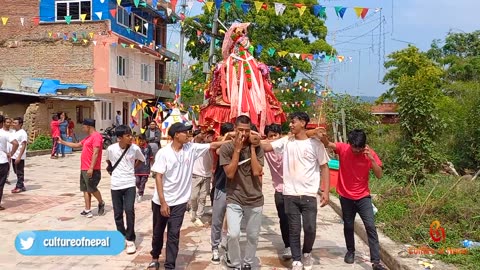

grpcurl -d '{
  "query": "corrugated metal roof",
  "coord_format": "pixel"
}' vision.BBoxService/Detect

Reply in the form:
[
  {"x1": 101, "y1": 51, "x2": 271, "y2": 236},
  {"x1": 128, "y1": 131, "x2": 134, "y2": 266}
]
[{"x1": 0, "y1": 89, "x2": 104, "y2": 101}]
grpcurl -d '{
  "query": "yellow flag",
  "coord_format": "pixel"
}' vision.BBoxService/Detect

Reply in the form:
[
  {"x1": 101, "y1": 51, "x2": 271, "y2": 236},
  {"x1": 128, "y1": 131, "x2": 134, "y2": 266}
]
[
  {"x1": 132, "y1": 109, "x2": 138, "y2": 117},
  {"x1": 83, "y1": 39, "x2": 88, "y2": 44},
  {"x1": 353, "y1": 7, "x2": 363, "y2": 18},
  {"x1": 48, "y1": 32, "x2": 52, "y2": 38},
  {"x1": 205, "y1": 1, "x2": 214, "y2": 12},
  {"x1": 1, "y1": 17, "x2": 8, "y2": 26},
  {"x1": 89, "y1": 32, "x2": 94, "y2": 38},
  {"x1": 141, "y1": 102, "x2": 147, "y2": 109},
  {"x1": 278, "y1": 51, "x2": 288, "y2": 57},
  {"x1": 298, "y1": 6, "x2": 307, "y2": 16},
  {"x1": 117, "y1": 0, "x2": 121, "y2": 5},
  {"x1": 140, "y1": 128, "x2": 146, "y2": 134},
  {"x1": 254, "y1": 1, "x2": 263, "y2": 13},
  {"x1": 80, "y1": 14, "x2": 87, "y2": 22},
  {"x1": 130, "y1": 44, "x2": 134, "y2": 49},
  {"x1": 135, "y1": 25, "x2": 139, "y2": 32}
]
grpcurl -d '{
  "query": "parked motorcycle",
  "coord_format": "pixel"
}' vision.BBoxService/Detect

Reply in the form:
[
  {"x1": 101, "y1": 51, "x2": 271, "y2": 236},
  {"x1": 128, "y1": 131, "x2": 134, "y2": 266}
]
[{"x1": 101, "y1": 125, "x2": 116, "y2": 149}]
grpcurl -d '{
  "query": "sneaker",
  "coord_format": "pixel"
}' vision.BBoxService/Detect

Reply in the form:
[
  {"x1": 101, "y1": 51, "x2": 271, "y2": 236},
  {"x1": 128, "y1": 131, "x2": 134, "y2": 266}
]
[
  {"x1": 372, "y1": 263, "x2": 387, "y2": 270},
  {"x1": 302, "y1": 253, "x2": 313, "y2": 270},
  {"x1": 86, "y1": 211, "x2": 93, "y2": 218},
  {"x1": 282, "y1": 247, "x2": 292, "y2": 260},
  {"x1": 211, "y1": 249, "x2": 220, "y2": 264},
  {"x1": 126, "y1": 240, "x2": 136, "y2": 254},
  {"x1": 344, "y1": 251, "x2": 355, "y2": 264},
  {"x1": 193, "y1": 218, "x2": 204, "y2": 227},
  {"x1": 146, "y1": 261, "x2": 160, "y2": 270},
  {"x1": 136, "y1": 194, "x2": 142, "y2": 203},
  {"x1": 11, "y1": 187, "x2": 25, "y2": 193},
  {"x1": 221, "y1": 233, "x2": 228, "y2": 251},
  {"x1": 291, "y1": 261, "x2": 303, "y2": 270},
  {"x1": 242, "y1": 264, "x2": 252, "y2": 269},
  {"x1": 98, "y1": 201, "x2": 105, "y2": 216},
  {"x1": 80, "y1": 210, "x2": 91, "y2": 216}
]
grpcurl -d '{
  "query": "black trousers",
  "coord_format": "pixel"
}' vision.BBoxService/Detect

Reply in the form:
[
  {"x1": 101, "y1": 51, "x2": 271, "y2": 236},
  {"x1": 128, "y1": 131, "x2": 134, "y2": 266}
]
[
  {"x1": 111, "y1": 187, "x2": 136, "y2": 241},
  {"x1": 0, "y1": 163, "x2": 9, "y2": 204},
  {"x1": 284, "y1": 195, "x2": 317, "y2": 261},
  {"x1": 274, "y1": 191, "x2": 290, "y2": 248},
  {"x1": 12, "y1": 159, "x2": 25, "y2": 189},
  {"x1": 151, "y1": 201, "x2": 187, "y2": 269},
  {"x1": 340, "y1": 195, "x2": 381, "y2": 263}
]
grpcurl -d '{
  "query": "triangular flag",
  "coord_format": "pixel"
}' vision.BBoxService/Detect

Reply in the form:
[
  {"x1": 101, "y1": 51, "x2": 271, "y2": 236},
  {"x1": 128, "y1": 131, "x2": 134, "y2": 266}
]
[
  {"x1": 80, "y1": 14, "x2": 87, "y2": 22},
  {"x1": 294, "y1": 53, "x2": 300, "y2": 59},
  {"x1": 144, "y1": 22, "x2": 148, "y2": 30},
  {"x1": 254, "y1": 1, "x2": 263, "y2": 13},
  {"x1": 186, "y1": 0, "x2": 194, "y2": 10},
  {"x1": 48, "y1": 32, "x2": 52, "y2": 38},
  {"x1": 110, "y1": 9, "x2": 117, "y2": 18},
  {"x1": 360, "y1": 8, "x2": 369, "y2": 19},
  {"x1": 140, "y1": 2, "x2": 147, "y2": 7},
  {"x1": 83, "y1": 39, "x2": 88, "y2": 44},
  {"x1": 93, "y1": 40, "x2": 97, "y2": 46},
  {"x1": 121, "y1": 43, "x2": 127, "y2": 48},
  {"x1": 95, "y1": 11, "x2": 102, "y2": 20},
  {"x1": 205, "y1": 2, "x2": 214, "y2": 12},
  {"x1": 89, "y1": 32, "x2": 94, "y2": 38},
  {"x1": 313, "y1": 5, "x2": 326, "y2": 18},
  {"x1": 125, "y1": 6, "x2": 132, "y2": 14},
  {"x1": 171, "y1": 0, "x2": 178, "y2": 12},
  {"x1": 116, "y1": 0, "x2": 121, "y2": 5},
  {"x1": 1, "y1": 17, "x2": 8, "y2": 26},
  {"x1": 32, "y1": 17, "x2": 40, "y2": 26},
  {"x1": 64, "y1": 16, "x2": 72, "y2": 24},
  {"x1": 152, "y1": 0, "x2": 159, "y2": 9},
  {"x1": 278, "y1": 51, "x2": 288, "y2": 57},
  {"x1": 225, "y1": 2, "x2": 231, "y2": 14},
  {"x1": 298, "y1": 6, "x2": 307, "y2": 16},
  {"x1": 337, "y1": 55, "x2": 345, "y2": 62},
  {"x1": 274, "y1": 3, "x2": 286, "y2": 16},
  {"x1": 167, "y1": 8, "x2": 172, "y2": 16},
  {"x1": 126, "y1": 27, "x2": 131, "y2": 33},
  {"x1": 235, "y1": 0, "x2": 243, "y2": 8},
  {"x1": 72, "y1": 37, "x2": 78, "y2": 42},
  {"x1": 20, "y1": 17, "x2": 25, "y2": 26},
  {"x1": 134, "y1": 0, "x2": 140, "y2": 8},
  {"x1": 130, "y1": 44, "x2": 134, "y2": 48},
  {"x1": 135, "y1": 25, "x2": 139, "y2": 31},
  {"x1": 334, "y1": 6, "x2": 347, "y2": 19},
  {"x1": 241, "y1": 3, "x2": 250, "y2": 14},
  {"x1": 215, "y1": 0, "x2": 222, "y2": 9},
  {"x1": 353, "y1": 7, "x2": 363, "y2": 18},
  {"x1": 139, "y1": 44, "x2": 143, "y2": 48},
  {"x1": 267, "y1": 48, "x2": 276, "y2": 57},
  {"x1": 256, "y1": 44, "x2": 263, "y2": 55},
  {"x1": 100, "y1": 0, "x2": 105, "y2": 3}
]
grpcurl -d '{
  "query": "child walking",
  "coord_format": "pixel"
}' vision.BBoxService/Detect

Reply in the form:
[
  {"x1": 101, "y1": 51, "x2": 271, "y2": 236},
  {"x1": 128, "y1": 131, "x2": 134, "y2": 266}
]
[
  {"x1": 135, "y1": 134, "x2": 153, "y2": 203},
  {"x1": 106, "y1": 125, "x2": 146, "y2": 254}
]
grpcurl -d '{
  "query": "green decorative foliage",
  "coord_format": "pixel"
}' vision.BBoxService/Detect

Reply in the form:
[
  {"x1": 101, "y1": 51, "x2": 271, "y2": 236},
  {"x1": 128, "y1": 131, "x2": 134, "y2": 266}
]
[{"x1": 28, "y1": 135, "x2": 52, "y2": 151}]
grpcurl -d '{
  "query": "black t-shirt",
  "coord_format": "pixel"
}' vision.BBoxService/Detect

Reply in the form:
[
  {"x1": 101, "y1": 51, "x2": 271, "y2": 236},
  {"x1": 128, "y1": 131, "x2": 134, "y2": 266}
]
[{"x1": 214, "y1": 158, "x2": 227, "y2": 192}]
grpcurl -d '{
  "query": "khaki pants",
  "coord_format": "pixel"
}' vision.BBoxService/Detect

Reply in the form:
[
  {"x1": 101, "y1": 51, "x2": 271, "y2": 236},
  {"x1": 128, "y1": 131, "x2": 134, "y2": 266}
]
[{"x1": 190, "y1": 174, "x2": 211, "y2": 219}]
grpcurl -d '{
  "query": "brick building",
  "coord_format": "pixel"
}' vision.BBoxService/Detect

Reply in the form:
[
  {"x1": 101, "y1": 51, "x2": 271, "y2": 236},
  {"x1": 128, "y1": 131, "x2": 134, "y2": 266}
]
[
  {"x1": 371, "y1": 102, "x2": 399, "y2": 124},
  {"x1": 0, "y1": 0, "x2": 177, "y2": 139}
]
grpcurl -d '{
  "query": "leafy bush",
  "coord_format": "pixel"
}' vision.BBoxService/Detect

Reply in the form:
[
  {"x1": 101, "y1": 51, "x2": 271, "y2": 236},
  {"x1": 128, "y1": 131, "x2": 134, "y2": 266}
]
[{"x1": 28, "y1": 135, "x2": 52, "y2": 151}]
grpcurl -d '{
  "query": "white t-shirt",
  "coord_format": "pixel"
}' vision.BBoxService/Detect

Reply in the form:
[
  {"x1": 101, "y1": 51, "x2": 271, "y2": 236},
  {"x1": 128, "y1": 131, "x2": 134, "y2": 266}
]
[
  {"x1": 271, "y1": 137, "x2": 330, "y2": 197},
  {"x1": 4, "y1": 129, "x2": 14, "y2": 152},
  {"x1": 151, "y1": 142, "x2": 211, "y2": 206},
  {"x1": 107, "y1": 143, "x2": 146, "y2": 190},
  {"x1": 192, "y1": 149, "x2": 213, "y2": 177},
  {"x1": 0, "y1": 129, "x2": 9, "y2": 164},
  {"x1": 10, "y1": 129, "x2": 28, "y2": 160}
]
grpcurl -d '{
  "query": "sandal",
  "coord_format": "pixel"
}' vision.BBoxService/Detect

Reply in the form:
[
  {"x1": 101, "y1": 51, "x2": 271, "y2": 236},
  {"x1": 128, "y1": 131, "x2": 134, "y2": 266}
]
[{"x1": 146, "y1": 261, "x2": 160, "y2": 270}]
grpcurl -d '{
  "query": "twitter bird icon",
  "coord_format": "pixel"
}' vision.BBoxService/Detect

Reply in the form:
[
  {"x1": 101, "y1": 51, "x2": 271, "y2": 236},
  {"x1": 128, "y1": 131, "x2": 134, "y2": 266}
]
[{"x1": 16, "y1": 231, "x2": 36, "y2": 254}]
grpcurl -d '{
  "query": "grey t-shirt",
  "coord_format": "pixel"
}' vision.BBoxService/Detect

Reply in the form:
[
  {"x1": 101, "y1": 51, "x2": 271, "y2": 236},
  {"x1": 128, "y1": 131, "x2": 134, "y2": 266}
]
[{"x1": 219, "y1": 141, "x2": 265, "y2": 207}]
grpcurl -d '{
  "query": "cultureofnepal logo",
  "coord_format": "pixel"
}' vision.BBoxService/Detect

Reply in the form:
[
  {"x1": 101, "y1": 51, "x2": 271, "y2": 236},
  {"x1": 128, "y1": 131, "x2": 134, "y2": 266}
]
[
  {"x1": 15, "y1": 230, "x2": 125, "y2": 256},
  {"x1": 407, "y1": 220, "x2": 468, "y2": 255},
  {"x1": 429, "y1": 220, "x2": 446, "y2": 242}
]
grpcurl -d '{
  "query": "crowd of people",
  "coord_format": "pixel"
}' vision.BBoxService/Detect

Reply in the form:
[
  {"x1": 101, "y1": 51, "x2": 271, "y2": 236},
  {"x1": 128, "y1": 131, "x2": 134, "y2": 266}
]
[{"x1": 0, "y1": 111, "x2": 388, "y2": 270}]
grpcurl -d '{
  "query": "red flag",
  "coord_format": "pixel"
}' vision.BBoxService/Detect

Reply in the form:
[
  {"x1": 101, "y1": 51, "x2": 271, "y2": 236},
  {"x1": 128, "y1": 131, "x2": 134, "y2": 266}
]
[
  {"x1": 109, "y1": 9, "x2": 117, "y2": 18},
  {"x1": 32, "y1": 17, "x2": 40, "y2": 26},
  {"x1": 171, "y1": 0, "x2": 178, "y2": 12}
]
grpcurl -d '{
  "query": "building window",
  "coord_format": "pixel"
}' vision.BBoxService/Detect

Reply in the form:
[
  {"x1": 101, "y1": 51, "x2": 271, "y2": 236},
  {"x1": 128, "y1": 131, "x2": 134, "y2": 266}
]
[
  {"x1": 108, "y1": 102, "x2": 112, "y2": 120},
  {"x1": 56, "y1": 1, "x2": 91, "y2": 22},
  {"x1": 117, "y1": 56, "x2": 127, "y2": 76},
  {"x1": 156, "y1": 61, "x2": 166, "y2": 84},
  {"x1": 116, "y1": 5, "x2": 131, "y2": 28},
  {"x1": 134, "y1": 15, "x2": 148, "y2": 37},
  {"x1": 101, "y1": 102, "x2": 107, "y2": 120},
  {"x1": 141, "y1": 64, "x2": 153, "y2": 82}
]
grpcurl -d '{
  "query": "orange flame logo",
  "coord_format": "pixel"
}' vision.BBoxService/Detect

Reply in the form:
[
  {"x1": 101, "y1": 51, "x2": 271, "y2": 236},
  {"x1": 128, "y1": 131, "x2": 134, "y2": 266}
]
[{"x1": 429, "y1": 220, "x2": 446, "y2": 242}]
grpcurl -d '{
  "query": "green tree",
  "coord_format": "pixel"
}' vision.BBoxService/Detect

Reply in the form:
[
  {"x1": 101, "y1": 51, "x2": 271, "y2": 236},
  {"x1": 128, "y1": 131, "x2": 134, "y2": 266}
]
[{"x1": 383, "y1": 46, "x2": 445, "y2": 181}]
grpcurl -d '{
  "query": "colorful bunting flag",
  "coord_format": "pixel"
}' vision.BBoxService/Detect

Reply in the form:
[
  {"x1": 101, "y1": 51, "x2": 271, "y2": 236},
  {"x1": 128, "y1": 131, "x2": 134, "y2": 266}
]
[
  {"x1": 313, "y1": 5, "x2": 326, "y2": 18},
  {"x1": 110, "y1": 9, "x2": 117, "y2": 18},
  {"x1": 125, "y1": 6, "x2": 132, "y2": 15},
  {"x1": 130, "y1": 44, "x2": 134, "y2": 49},
  {"x1": 116, "y1": 0, "x2": 121, "y2": 5},
  {"x1": 135, "y1": 25, "x2": 139, "y2": 31},
  {"x1": 241, "y1": 3, "x2": 250, "y2": 13},
  {"x1": 274, "y1": 2, "x2": 286, "y2": 16},
  {"x1": 353, "y1": 7, "x2": 369, "y2": 19},
  {"x1": 93, "y1": 40, "x2": 97, "y2": 46},
  {"x1": 215, "y1": 0, "x2": 222, "y2": 9},
  {"x1": 1, "y1": 17, "x2": 8, "y2": 26},
  {"x1": 80, "y1": 14, "x2": 87, "y2": 22},
  {"x1": 298, "y1": 6, "x2": 307, "y2": 16},
  {"x1": 224, "y1": 2, "x2": 231, "y2": 13},
  {"x1": 235, "y1": 0, "x2": 243, "y2": 8},
  {"x1": 121, "y1": 43, "x2": 127, "y2": 48},
  {"x1": 267, "y1": 48, "x2": 276, "y2": 57},
  {"x1": 89, "y1": 32, "x2": 94, "y2": 38},
  {"x1": 134, "y1": 0, "x2": 140, "y2": 8},
  {"x1": 171, "y1": 0, "x2": 178, "y2": 12},
  {"x1": 20, "y1": 17, "x2": 25, "y2": 26},
  {"x1": 64, "y1": 15, "x2": 72, "y2": 24},
  {"x1": 334, "y1": 6, "x2": 347, "y2": 18},
  {"x1": 254, "y1": 1, "x2": 263, "y2": 13},
  {"x1": 205, "y1": 1, "x2": 214, "y2": 12},
  {"x1": 95, "y1": 11, "x2": 102, "y2": 20}
]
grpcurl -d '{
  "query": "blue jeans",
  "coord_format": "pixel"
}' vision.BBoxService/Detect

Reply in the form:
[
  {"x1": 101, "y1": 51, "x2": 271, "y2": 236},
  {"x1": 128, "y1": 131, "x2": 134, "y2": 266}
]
[{"x1": 57, "y1": 133, "x2": 67, "y2": 155}]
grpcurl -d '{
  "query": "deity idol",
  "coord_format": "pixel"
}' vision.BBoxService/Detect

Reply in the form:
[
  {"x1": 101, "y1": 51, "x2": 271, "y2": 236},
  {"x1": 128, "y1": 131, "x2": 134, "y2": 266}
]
[{"x1": 200, "y1": 22, "x2": 286, "y2": 134}]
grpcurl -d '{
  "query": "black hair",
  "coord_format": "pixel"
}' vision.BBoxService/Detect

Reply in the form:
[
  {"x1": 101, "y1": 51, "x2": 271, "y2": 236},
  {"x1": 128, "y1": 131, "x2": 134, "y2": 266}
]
[
  {"x1": 115, "y1": 125, "x2": 132, "y2": 137},
  {"x1": 289, "y1": 112, "x2": 310, "y2": 127},
  {"x1": 0, "y1": 115, "x2": 4, "y2": 124},
  {"x1": 138, "y1": 134, "x2": 147, "y2": 141},
  {"x1": 347, "y1": 129, "x2": 367, "y2": 148},
  {"x1": 235, "y1": 115, "x2": 251, "y2": 126},
  {"x1": 206, "y1": 129, "x2": 216, "y2": 135},
  {"x1": 52, "y1": 115, "x2": 59, "y2": 121},
  {"x1": 264, "y1": 124, "x2": 282, "y2": 135},
  {"x1": 193, "y1": 129, "x2": 202, "y2": 137},
  {"x1": 13, "y1": 117, "x2": 23, "y2": 125},
  {"x1": 220, "y1": 123, "x2": 234, "y2": 136},
  {"x1": 250, "y1": 124, "x2": 258, "y2": 132},
  {"x1": 117, "y1": 111, "x2": 121, "y2": 114},
  {"x1": 149, "y1": 121, "x2": 157, "y2": 125}
]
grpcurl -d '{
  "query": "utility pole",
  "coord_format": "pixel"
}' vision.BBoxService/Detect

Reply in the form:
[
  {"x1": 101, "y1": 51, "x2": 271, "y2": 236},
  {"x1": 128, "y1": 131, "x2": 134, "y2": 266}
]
[
  {"x1": 176, "y1": 0, "x2": 187, "y2": 104},
  {"x1": 208, "y1": 8, "x2": 220, "y2": 67}
]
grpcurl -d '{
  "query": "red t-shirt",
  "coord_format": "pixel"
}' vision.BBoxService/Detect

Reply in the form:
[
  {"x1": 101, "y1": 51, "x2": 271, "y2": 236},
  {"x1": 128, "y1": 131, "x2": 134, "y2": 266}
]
[
  {"x1": 50, "y1": 120, "x2": 60, "y2": 138},
  {"x1": 80, "y1": 132, "x2": 103, "y2": 170},
  {"x1": 335, "y1": 142, "x2": 382, "y2": 200}
]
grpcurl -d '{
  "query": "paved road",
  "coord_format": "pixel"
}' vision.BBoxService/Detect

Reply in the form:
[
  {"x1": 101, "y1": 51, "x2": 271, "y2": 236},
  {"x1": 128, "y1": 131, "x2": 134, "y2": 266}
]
[{"x1": 0, "y1": 152, "x2": 377, "y2": 270}]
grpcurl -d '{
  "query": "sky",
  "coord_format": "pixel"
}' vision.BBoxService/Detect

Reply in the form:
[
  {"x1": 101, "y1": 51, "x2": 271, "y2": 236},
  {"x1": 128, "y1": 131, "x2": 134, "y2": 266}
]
[{"x1": 167, "y1": 0, "x2": 480, "y2": 97}]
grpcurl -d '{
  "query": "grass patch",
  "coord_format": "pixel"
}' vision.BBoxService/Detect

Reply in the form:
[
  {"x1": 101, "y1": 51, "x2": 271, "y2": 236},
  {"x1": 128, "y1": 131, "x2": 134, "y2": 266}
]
[{"x1": 370, "y1": 174, "x2": 480, "y2": 269}]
